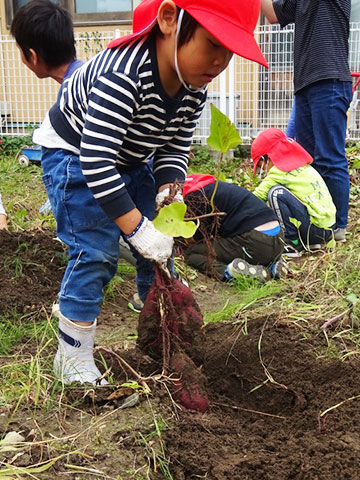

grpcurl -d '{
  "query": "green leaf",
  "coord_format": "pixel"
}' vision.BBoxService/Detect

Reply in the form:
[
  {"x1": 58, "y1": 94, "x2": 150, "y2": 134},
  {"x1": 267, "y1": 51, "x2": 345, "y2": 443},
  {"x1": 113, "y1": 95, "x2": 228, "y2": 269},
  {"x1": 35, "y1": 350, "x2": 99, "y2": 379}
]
[
  {"x1": 153, "y1": 203, "x2": 197, "y2": 238},
  {"x1": 346, "y1": 293, "x2": 359, "y2": 304},
  {"x1": 352, "y1": 157, "x2": 360, "y2": 169},
  {"x1": 289, "y1": 217, "x2": 302, "y2": 229},
  {"x1": 206, "y1": 104, "x2": 242, "y2": 154},
  {"x1": 326, "y1": 238, "x2": 336, "y2": 249},
  {"x1": 0, "y1": 457, "x2": 58, "y2": 476},
  {"x1": 120, "y1": 381, "x2": 143, "y2": 390}
]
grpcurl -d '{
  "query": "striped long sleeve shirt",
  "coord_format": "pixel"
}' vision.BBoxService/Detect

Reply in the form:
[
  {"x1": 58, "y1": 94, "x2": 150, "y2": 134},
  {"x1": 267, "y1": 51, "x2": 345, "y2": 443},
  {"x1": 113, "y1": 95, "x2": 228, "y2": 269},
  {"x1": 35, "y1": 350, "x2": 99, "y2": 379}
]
[
  {"x1": 273, "y1": 0, "x2": 351, "y2": 93},
  {"x1": 45, "y1": 34, "x2": 207, "y2": 219}
]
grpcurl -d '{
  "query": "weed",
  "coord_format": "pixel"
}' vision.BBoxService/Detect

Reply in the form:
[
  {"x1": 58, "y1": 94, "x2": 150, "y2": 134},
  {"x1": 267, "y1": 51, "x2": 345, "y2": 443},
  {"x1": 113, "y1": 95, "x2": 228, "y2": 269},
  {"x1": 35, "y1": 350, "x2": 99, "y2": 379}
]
[
  {"x1": 0, "y1": 311, "x2": 59, "y2": 411},
  {"x1": 0, "y1": 312, "x2": 28, "y2": 354},
  {"x1": 138, "y1": 405, "x2": 174, "y2": 480},
  {"x1": 103, "y1": 262, "x2": 137, "y2": 302},
  {"x1": 189, "y1": 144, "x2": 246, "y2": 179},
  {"x1": 103, "y1": 273, "x2": 126, "y2": 302},
  {"x1": 3, "y1": 256, "x2": 23, "y2": 278},
  {"x1": 0, "y1": 154, "x2": 50, "y2": 231},
  {"x1": 204, "y1": 282, "x2": 284, "y2": 324}
]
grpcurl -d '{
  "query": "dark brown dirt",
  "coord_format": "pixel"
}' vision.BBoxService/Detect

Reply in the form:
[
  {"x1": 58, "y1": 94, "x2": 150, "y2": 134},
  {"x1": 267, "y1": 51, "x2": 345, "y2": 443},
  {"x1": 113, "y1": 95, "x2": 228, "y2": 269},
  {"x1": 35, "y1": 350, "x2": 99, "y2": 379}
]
[
  {"x1": 1, "y1": 229, "x2": 360, "y2": 480},
  {"x1": 166, "y1": 320, "x2": 360, "y2": 480},
  {"x1": 0, "y1": 229, "x2": 66, "y2": 315}
]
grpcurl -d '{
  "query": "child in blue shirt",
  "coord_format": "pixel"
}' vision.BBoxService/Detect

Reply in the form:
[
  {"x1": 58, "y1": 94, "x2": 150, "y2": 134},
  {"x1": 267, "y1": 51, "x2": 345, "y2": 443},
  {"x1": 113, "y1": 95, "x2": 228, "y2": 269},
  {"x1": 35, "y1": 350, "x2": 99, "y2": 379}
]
[{"x1": 11, "y1": 0, "x2": 84, "y2": 216}]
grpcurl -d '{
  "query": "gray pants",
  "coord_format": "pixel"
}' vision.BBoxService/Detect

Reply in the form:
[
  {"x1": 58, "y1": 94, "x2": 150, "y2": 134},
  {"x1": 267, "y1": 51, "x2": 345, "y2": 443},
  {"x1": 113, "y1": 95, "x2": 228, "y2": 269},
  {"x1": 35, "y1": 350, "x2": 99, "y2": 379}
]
[{"x1": 184, "y1": 229, "x2": 284, "y2": 279}]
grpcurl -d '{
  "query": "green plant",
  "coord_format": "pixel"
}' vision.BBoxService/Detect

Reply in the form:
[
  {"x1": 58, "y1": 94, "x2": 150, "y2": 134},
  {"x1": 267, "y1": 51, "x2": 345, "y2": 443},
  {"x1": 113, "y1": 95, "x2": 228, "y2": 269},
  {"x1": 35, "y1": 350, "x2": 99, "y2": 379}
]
[
  {"x1": 153, "y1": 202, "x2": 197, "y2": 238},
  {"x1": 204, "y1": 282, "x2": 283, "y2": 324},
  {"x1": 0, "y1": 130, "x2": 35, "y2": 157},
  {"x1": 0, "y1": 152, "x2": 51, "y2": 231},
  {"x1": 138, "y1": 407, "x2": 174, "y2": 480},
  {"x1": 154, "y1": 105, "x2": 242, "y2": 238},
  {"x1": 206, "y1": 104, "x2": 242, "y2": 210},
  {"x1": 0, "y1": 313, "x2": 60, "y2": 411}
]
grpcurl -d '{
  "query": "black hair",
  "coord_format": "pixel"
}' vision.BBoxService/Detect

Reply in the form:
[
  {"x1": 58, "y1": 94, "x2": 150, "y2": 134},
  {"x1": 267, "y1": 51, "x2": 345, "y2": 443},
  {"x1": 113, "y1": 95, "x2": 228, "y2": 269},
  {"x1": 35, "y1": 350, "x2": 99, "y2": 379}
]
[
  {"x1": 10, "y1": 0, "x2": 76, "y2": 68},
  {"x1": 152, "y1": 7, "x2": 199, "y2": 47},
  {"x1": 176, "y1": 7, "x2": 200, "y2": 47}
]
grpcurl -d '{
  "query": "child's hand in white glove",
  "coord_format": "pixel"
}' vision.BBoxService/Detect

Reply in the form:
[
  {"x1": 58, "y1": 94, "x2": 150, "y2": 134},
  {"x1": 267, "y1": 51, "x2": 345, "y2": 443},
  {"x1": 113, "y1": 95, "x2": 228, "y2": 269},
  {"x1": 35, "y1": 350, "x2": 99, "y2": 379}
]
[
  {"x1": 155, "y1": 187, "x2": 184, "y2": 210},
  {"x1": 125, "y1": 216, "x2": 173, "y2": 267}
]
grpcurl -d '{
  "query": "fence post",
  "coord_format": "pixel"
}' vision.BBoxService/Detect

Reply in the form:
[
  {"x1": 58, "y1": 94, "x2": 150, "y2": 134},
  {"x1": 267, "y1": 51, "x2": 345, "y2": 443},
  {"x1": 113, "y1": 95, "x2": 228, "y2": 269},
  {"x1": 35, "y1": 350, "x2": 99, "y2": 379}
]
[
  {"x1": 219, "y1": 69, "x2": 227, "y2": 116},
  {"x1": 228, "y1": 57, "x2": 235, "y2": 125}
]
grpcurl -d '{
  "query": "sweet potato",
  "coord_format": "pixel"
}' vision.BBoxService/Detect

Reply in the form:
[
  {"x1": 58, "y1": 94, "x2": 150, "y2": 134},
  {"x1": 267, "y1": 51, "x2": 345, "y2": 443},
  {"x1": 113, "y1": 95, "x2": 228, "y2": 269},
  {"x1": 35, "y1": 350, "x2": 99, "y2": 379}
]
[{"x1": 170, "y1": 351, "x2": 209, "y2": 413}]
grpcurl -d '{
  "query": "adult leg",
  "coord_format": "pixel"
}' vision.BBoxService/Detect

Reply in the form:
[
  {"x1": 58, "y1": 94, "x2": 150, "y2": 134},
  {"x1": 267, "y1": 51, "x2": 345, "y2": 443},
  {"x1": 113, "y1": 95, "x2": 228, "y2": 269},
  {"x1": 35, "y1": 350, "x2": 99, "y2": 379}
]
[
  {"x1": 286, "y1": 97, "x2": 296, "y2": 139},
  {"x1": 297, "y1": 80, "x2": 352, "y2": 229},
  {"x1": 294, "y1": 89, "x2": 315, "y2": 158}
]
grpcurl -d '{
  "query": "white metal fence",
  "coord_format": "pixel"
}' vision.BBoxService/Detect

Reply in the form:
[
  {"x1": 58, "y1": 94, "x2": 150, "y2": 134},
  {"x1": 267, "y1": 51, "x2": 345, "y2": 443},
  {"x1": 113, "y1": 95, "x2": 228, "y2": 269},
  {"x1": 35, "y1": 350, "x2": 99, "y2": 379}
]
[{"x1": 0, "y1": 24, "x2": 359, "y2": 144}]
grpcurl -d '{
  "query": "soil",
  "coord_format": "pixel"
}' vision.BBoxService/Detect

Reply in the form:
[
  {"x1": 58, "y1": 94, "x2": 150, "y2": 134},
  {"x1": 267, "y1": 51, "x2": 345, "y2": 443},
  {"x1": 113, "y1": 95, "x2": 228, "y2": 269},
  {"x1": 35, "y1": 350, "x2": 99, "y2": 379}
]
[{"x1": 1, "y1": 228, "x2": 360, "y2": 479}]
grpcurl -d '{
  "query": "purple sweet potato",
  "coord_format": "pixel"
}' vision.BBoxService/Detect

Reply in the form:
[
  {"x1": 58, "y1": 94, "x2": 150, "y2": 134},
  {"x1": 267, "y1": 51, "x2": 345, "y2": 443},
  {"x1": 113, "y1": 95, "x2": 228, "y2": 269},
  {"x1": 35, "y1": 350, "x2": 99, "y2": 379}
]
[
  {"x1": 137, "y1": 268, "x2": 209, "y2": 411},
  {"x1": 169, "y1": 351, "x2": 209, "y2": 413},
  {"x1": 137, "y1": 275, "x2": 205, "y2": 364}
]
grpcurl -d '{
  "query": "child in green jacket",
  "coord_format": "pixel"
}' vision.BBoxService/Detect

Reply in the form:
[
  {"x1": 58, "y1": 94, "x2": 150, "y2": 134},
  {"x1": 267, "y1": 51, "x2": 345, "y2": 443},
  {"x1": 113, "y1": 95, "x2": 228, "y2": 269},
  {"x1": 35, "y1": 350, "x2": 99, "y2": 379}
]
[{"x1": 251, "y1": 128, "x2": 336, "y2": 256}]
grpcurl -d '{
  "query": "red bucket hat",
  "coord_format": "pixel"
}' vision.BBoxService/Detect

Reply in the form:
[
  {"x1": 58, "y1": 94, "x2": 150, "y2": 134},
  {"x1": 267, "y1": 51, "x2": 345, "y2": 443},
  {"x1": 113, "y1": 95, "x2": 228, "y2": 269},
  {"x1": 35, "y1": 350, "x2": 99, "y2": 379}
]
[
  {"x1": 183, "y1": 174, "x2": 215, "y2": 195},
  {"x1": 251, "y1": 128, "x2": 313, "y2": 175},
  {"x1": 107, "y1": 0, "x2": 268, "y2": 67}
]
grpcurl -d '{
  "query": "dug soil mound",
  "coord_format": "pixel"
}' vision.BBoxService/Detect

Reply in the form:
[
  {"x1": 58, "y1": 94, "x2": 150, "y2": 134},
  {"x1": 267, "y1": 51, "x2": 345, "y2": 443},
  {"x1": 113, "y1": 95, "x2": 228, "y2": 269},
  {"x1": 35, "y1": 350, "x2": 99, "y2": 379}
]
[{"x1": 166, "y1": 320, "x2": 360, "y2": 480}]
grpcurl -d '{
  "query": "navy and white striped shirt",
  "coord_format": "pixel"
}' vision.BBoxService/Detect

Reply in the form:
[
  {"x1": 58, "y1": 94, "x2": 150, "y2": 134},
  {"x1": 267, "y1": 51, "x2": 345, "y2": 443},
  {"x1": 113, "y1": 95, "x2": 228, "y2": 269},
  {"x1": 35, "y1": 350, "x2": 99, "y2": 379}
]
[
  {"x1": 273, "y1": 0, "x2": 351, "y2": 93},
  {"x1": 48, "y1": 34, "x2": 207, "y2": 219}
]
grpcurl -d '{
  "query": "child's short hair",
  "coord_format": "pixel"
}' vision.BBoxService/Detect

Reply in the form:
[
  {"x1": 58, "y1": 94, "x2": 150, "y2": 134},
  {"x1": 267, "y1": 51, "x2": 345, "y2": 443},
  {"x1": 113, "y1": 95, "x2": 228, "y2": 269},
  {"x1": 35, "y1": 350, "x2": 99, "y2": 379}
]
[
  {"x1": 152, "y1": 7, "x2": 199, "y2": 47},
  {"x1": 10, "y1": 0, "x2": 76, "y2": 69}
]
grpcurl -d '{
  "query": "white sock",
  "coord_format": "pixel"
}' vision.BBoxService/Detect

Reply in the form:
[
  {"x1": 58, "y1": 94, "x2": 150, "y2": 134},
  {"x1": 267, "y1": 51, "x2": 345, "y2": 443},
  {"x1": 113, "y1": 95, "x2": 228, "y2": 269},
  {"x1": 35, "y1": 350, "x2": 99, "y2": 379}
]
[{"x1": 53, "y1": 305, "x2": 108, "y2": 385}]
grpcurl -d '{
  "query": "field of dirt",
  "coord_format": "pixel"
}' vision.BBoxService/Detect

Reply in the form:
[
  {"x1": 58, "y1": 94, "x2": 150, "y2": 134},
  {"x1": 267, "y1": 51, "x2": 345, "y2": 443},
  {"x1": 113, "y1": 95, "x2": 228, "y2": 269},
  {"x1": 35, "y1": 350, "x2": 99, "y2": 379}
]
[{"x1": 1, "y1": 228, "x2": 360, "y2": 479}]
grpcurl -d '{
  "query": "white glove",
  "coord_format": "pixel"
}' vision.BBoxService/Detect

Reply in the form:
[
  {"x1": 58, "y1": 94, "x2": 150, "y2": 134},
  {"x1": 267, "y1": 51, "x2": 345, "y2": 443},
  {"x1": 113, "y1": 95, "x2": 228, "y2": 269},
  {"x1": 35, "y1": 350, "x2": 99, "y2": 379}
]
[
  {"x1": 125, "y1": 216, "x2": 174, "y2": 267},
  {"x1": 155, "y1": 187, "x2": 184, "y2": 209}
]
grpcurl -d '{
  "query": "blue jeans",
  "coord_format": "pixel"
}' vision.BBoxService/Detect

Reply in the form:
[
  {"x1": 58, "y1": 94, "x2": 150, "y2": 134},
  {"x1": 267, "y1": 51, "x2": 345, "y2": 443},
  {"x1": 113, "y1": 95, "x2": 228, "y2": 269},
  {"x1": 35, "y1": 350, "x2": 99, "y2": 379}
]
[
  {"x1": 295, "y1": 79, "x2": 352, "y2": 229},
  {"x1": 268, "y1": 186, "x2": 333, "y2": 246},
  {"x1": 286, "y1": 97, "x2": 296, "y2": 139},
  {"x1": 41, "y1": 148, "x2": 155, "y2": 322}
]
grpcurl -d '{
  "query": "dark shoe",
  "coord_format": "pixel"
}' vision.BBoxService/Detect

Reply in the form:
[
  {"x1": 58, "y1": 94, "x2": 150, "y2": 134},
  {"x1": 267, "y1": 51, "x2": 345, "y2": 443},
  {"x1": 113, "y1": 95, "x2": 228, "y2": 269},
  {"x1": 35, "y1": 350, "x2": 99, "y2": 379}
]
[
  {"x1": 128, "y1": 293, "x2": 143, "y2": 313},
  {"x1": 225, "y1": 258, "x2": 271, "y2": 281},
  {"x1": 269, "y1": 257, "x2": 288, "y2": 279}
]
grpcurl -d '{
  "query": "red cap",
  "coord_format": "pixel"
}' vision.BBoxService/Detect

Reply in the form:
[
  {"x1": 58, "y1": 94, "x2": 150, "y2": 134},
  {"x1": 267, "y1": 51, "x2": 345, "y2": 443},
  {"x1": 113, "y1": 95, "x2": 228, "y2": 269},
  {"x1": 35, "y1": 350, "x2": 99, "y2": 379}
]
[
  {"x1": 183, "y1": 174, "x2": 215, "y2": 195},
  {"x1": 107, "y1": 0, "x2": 268, "y2": 67},
  {"x1": 251, "y1": 128, "x2": 313, "y2": 175}
]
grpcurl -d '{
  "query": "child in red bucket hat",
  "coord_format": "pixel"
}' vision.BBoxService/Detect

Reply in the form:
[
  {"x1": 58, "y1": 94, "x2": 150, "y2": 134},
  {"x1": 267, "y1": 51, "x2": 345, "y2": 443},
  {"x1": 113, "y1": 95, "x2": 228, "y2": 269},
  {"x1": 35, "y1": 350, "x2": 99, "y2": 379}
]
[
  {"x1": 182, "y1": 174, "x2": 286, "y2": 281},
  {"x1": 251, "y1": 129, "x2": 336, "y2": 256},
  {"x1": 33, "y1": 0, "x2": 267, "y2": 387}
]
